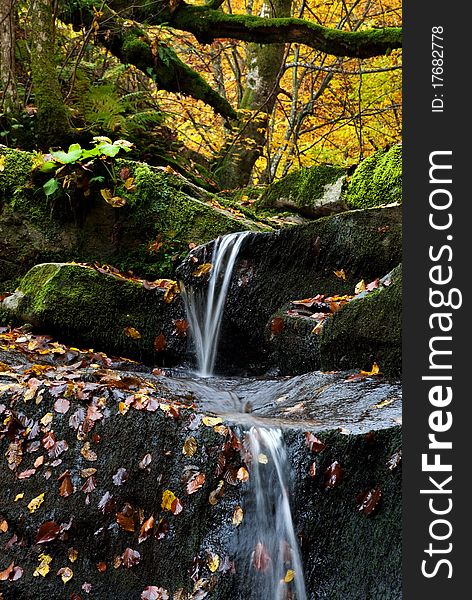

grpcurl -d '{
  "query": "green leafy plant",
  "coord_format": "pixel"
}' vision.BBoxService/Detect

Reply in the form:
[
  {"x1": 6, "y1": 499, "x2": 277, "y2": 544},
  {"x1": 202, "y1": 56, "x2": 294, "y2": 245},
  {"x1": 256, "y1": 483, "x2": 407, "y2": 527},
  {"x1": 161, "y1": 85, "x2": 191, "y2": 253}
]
[{"x1": 36, "y1": 138, "x2": 133, "y2": 204}]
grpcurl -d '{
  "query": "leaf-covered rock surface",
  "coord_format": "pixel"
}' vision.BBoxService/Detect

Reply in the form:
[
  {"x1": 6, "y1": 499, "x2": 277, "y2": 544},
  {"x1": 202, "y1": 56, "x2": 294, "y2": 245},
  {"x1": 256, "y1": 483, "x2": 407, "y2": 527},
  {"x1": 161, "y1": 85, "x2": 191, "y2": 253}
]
[{"x1": 0, "y1": 329, "x2": 401, "y2": 599}]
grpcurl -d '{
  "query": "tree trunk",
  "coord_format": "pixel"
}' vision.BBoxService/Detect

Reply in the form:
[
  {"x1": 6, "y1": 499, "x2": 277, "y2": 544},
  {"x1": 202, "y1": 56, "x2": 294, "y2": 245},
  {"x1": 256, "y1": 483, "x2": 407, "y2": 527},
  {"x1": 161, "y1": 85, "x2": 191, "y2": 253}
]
[
  {"x1": 213, "y1": 0, "x2": 292, "y2": 189},
  {"x1": 0, "y1": 0, "x2": 19, "y2": 114},
  {"x1": 29, "y1": 0, "x2": 70, "y2": 147}
]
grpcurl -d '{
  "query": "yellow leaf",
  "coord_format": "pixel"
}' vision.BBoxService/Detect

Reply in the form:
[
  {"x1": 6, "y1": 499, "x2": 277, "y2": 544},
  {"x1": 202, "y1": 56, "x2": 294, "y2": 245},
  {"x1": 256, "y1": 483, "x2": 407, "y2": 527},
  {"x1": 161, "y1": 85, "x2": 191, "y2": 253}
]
[
  {"x1": 192, "y1": 263, "x2": 213, "y2": 277},
  {"x1": 58, "y1": 566, "x2": 73, "y2": 583},
  {"x1": 14, "y1": 493, "x2": 24, "y2": 501},
  {"x1": 333, "y1": 269, "x2": 346, "y2": 280},
  {"x1": 124, "y1": 326, "x2": 141, "y2": 339},
  {"x1": 161, "y1": 489, "x2": 177, "y2": 511},
  {"x1": 40, "y1": 412, "x2": 53, "y2": 426},
  {"x1": 207, "y1": 552, "x2": 220, "y2": 573},
  {"x1": 237, "y1": 467, "x2": 249, "y2": 482},
  {"x1": 374, "y1": 398, "x2": 394, "y2": 409},
  {"x1": 360, "y1": 362, "x2": 380, "y2": 376},
  {"x1": 355, "y1": 280, "x2": 366, "y2": 294},
  {"x1": 232, "y1": 505, "x2": 243, "y2": 526},
  {"x1": 0, "y1": 155, "x2": 6, "y2": 171},
  {"x1": 284, "y1": 569, "x2": 295, "y2": 583},
  {"x1": 33, "y1": 553, "x2": 52, "y2": 577},
  {"x1": 202, "y1": 416, "x2": 222, "y2": 427},
  {"x1": 164, "y1": 281, "x2": 180, "y2": 304},
  {"x1": 183, "y1": 436, "x2": 197, "y2": 457},
  {"x1": 28, "y1": 493, "x2": 45, "y2": 513},
  {"x1": 68, "y1": 548, "x2": 78, "y2": 563},
  {"x1": 258, "y1": 454, "x2": 268, "y2": 464}
]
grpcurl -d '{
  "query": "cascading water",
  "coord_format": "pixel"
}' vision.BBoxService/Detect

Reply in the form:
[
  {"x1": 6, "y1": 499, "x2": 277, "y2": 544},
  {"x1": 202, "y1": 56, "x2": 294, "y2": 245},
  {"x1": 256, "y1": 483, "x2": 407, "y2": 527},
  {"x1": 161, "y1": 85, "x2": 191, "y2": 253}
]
[
  {"x1": 181, "y1": 232, "x2": 307, "y2": 600},
  {"x1": 182, "y1": 231, "x2": 250, "y2": 377}
]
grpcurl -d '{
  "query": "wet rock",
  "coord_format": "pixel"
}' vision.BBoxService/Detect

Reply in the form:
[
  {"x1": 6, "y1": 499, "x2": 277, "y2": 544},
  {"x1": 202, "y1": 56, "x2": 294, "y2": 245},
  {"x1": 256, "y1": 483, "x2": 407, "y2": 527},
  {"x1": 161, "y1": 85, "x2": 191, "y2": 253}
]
[
  {"x1": 0, "y1": 263, "x2": 187, "y2": 365},
  {"x1": 266, "y1": 265, "x2": 402, "y2": 376},
  {"x1": 0, "y1": 338, "x2": 401, "y2": 599},
  {"x1": 178, "y1": 206, "x2": 402, "y2": 374}
]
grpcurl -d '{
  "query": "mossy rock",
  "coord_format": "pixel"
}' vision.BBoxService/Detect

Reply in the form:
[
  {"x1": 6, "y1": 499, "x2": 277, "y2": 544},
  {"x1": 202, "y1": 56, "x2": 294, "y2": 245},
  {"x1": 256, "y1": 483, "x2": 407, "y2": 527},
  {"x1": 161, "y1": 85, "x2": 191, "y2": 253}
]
[
  {"x1": 256, "y1": 164, "x2": 348, "y2": 218},
  {"x1": 178, "y1": 206, "x2": 402, "y2": 374},
  {"x1": 0, "y1": 147, "x2": 264, "y2": 287},
  {"x1": 4, "y1": 263, "x2": 187, "y2": 364},
  {"x1": 320, "y1": 264, "x2": 402, "y2": 375},
  {"x1": 345, "y1": 145, "x2": 402, "y2": 209}
]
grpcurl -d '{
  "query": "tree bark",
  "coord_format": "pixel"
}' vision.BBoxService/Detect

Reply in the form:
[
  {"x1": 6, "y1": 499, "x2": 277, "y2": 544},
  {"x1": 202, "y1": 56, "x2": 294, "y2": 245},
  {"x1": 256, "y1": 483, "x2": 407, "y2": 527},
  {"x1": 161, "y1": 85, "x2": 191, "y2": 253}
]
[
  {"x1": 212, "y1": 0, "x2": 292, "y2": 188},
  {"x1": 0, "y1": 0, "x2": 19, "y2": 114},
  {"x1": 29, "y1": 0, "x2": 71, "y2": 147}
]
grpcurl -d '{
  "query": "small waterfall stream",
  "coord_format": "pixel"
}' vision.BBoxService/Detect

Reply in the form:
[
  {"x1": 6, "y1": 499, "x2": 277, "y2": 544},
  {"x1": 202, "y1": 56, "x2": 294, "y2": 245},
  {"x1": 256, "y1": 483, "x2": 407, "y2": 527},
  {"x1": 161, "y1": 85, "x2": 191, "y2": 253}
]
[{"x1": 181, "y1": 232, "x2": 307, "y2": 600}]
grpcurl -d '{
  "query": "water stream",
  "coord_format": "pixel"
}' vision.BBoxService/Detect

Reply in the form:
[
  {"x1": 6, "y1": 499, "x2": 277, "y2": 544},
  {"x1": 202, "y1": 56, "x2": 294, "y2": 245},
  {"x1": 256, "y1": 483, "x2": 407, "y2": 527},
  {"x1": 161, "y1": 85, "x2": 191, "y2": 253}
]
[{"x1": 181, "y1": 232, "x2": 307, "y2": 600}]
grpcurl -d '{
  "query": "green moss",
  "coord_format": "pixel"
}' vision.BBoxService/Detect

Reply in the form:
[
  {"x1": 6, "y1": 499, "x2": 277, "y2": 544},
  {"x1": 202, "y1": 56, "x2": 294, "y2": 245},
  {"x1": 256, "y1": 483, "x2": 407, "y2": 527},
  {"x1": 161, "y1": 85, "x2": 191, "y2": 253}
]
[
  {"x1": 320, "y1": 264, "x2": 402, "y2": 375},
  {"x1": 345, "y1": 145, "x2": 402, "y2": 209},
  {"x1": 17, "y1": 263, "x2": 185, "y2": 363},
  {"x1": 257, "y1": 165, "x2": 347, "y2": 214}
]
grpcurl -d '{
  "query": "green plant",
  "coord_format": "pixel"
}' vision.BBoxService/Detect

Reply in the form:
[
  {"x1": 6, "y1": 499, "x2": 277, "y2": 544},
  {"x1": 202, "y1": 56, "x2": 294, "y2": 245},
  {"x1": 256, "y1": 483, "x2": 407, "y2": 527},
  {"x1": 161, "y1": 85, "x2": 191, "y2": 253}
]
[{"x1": 36, "y1": 137, "x2": 134, "y2": 205}]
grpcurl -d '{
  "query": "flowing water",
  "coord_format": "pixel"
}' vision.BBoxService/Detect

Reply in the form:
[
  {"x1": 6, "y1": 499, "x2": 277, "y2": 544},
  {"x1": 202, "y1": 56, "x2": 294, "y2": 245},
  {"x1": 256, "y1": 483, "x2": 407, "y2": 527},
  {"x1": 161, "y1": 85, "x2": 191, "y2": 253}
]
[
  {"x1": 181, "y1": 232, "x2": 307, "y2": 600},
  {"x1": 181, "y1": 231, "x2": 250, "y2": 377}
]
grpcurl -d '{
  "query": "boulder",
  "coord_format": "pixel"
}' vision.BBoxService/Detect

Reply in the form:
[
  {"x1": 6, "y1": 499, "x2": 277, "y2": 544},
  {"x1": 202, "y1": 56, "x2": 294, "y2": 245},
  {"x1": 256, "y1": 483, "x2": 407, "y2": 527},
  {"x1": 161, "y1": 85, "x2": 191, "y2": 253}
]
[
  {"x1": 256, "y1": 164, "x2": 348, "y2": 218},
  {"x1": 0, "y1": 263, "x2": 187, "y2": 366},
  {"x1": 0, "y1": 333, "x2": 401, "y2": 599},
  {"x1": 178, "y1": 206, "x2": 402, "y2": 374},
  {"x1": 0, "y1": 147, "x2": 264, "y2": 289},
  {"x1": 266, "y1": 265, "x2": 402, "y2": 377},
  {"x1": 345, "y1": 144, "x2": 402, "y2": 209}
]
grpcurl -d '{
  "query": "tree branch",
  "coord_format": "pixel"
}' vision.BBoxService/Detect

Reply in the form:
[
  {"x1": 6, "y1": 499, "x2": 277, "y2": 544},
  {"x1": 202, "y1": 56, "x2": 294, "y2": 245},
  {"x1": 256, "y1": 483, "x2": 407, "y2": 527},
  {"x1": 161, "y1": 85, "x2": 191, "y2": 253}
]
[{"x1": 170, "y1": 4, "x2": 402, "y2": 58}]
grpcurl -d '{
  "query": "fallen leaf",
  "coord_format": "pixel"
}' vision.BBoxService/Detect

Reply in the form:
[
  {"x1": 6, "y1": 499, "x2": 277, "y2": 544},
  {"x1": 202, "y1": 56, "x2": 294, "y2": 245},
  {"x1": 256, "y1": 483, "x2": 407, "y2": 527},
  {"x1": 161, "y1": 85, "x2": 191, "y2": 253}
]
[
  {"x1": 355, "y1": 280, "x2": 366, "y2": 294},
  {"x1": 333, "y1": 268, "x2": 346, "y2": 280},
  {"x1": 112, "y1": 467, "x2": 128, "y2": 486},
  {"x1": 202, "y1": 416, "x2": 222, "y2": 427},
  {"x1": 57, "y1": 566, "x2": 73, "y2": 583},
  {"x1": 207, "y1": 551, "x2": 220, "y2": 573},
  {"x1": 208, "y1": 480, "x2": 224, "y2": 506},
  {"x1": 284, "y1": 569, "x2": 295, "y2": 583},
  {"x1": 309, "y1": 462, "x2": 317, "y2": 478},
  {"x1": 154, "y1": 333, "x2": 166, "y2": 352},
  {"x1": 324, "y1": 461, "x2": 343, "y2": 489},
  {"x1": 141, "y1": 586, "x2": 169, "y2": 600},
  {"x1": 236, "y1": 467, "x2": 249, "y2": 482},
  {"x1": 183, "y1": 436, "x2": 197, "y2": 457},
  {"x1": 138, "y1": 516, "x2": 155, "y2": 543},
  {"x1": 357, "y1": 487, "x2": 382, "y2": 515},
  {"x1": 54, "y1": 398, "x2": 70, "y2": 414},
  {"x1": 122, "y1": 548, "x2": 140, "y2": 568},
  {"x1": 124, "y1": 327, "x2": 141, "y2": 340},
  {"x1": 186, "y1": 472, "x2": 205, "y2": 495},
  {"x1": 35, "y1": 521, "x2": 60, "y2": 544},
  {"x1": 270, "y1": 317, "x2": 284, "y2": 334},
  {"x1": 68, "y1": 548, "x2": 78, "y2": 563},
  {"x1": 0, "y1": 519, "x2": 8, "y2": 533},
  {"x1": 252, "y1": 542, "x2": 271, "y2": 571},
  {"x1": 155, "y1": 517, "x2": 170, "y2": 540},
  {"x1": 305, "y1": 433, "x2": 326, "y2": 453},
  {"x1": 33, "y1": 553, "x2": 52, "y2": 577},
  {"x1": 0, "y1": 562, "x2": 14, "y2": 581},
  {"x1": 116, "y1": 511, "x2": 135, "y2": 532},
  {"x1": 59, "y1": 473, "x2": 74, "y2": 497},
  {"x1": 28, "y1": 493, "x2": 45, "y2": 513},
  {"x1": 139, "y1": 453, "x2": 152, "y2": 470},
  {"x1": 80, "y1": 442, "x2": 97, "y2": 461},
  {"x1": 374, "y1": 398, "x2": 394, "y2": 409},
  {"x1": 232, "y1": 505, "x2": 243, "y2": 526},
  {"x1": 360, "y1": 362, "x2": 380, "y2": 376},
  {"x1": 386, "y1": 449, "x2": 402, "y2": 471},
  {"x1": 192, "y1": 263, "x2": 212, "y2": 277}
]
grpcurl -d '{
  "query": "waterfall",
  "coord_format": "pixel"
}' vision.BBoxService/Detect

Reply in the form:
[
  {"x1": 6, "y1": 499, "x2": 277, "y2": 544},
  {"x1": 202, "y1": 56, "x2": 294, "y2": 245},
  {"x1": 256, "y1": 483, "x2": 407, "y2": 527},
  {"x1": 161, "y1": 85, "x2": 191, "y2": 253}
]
[
  {"x1": 181, "y1": 231, "x2": 306, "y2": 600},
  {"x1": 182, "y1": 231, "x2": 250, "y2": 377}
]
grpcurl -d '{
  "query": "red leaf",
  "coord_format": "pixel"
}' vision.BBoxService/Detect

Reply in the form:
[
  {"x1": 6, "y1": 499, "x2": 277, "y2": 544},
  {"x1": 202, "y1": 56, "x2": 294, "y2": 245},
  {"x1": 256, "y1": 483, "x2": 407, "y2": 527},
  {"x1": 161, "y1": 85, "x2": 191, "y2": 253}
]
[
  {"x1": 171, "y1": 497, "x2": 183, "y2": 515},
  {"x1": 155, "y1": 518, "x2": 169, "y2": 540},
  {"x1": 186, "y1": 472, "x2": 205, "y2": 495},
  {"x1": 357, "y1": 487, "x2": 382, "y2": 516},
  {"x1": 324, "y1": 461, "x2": 343, "y2": 489},
  {"x1": 252, "y1": 542, "x2": 271, "y2": 572},
  {"x1": 138, "y1": 516, "x2": 155, "y2": 543},
  {"x1": 122, "y1": 548, "x2": 141, "y2": 568},
  {"x1": 59, "y1": 473, "x2": 74, "y2": 498},
  {"x1": 270, "y1": 317, "x2": 284, "y2": 334},
  {"x1": 153, "y1": 333, "x2": 167, "y2": 352},
  {"x1": 305, "y1": 432, "x2": 326, "y2": 453},
  {"x1": 0, "y1": 562, "x2": 14, "y2": 581},
  {"x1": 35, "y1": 521, "x2": 60, "y2": 544},
  {"x1": 174, "y1": 320, "x2": 189, "y2": 337}
]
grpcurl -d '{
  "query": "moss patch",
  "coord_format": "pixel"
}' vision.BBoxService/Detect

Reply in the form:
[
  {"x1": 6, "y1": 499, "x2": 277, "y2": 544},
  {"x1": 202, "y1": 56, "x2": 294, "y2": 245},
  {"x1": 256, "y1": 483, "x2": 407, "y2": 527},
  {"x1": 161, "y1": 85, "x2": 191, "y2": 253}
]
[
  {"x1": 15, "y1": 263, "x2": 187, "y2": 364},
  {"x1": 345, "y1": 145, "x2": 402, "y2": 209}
]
